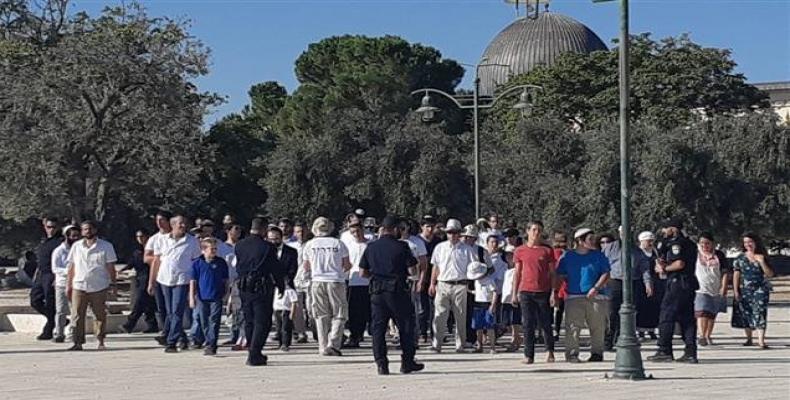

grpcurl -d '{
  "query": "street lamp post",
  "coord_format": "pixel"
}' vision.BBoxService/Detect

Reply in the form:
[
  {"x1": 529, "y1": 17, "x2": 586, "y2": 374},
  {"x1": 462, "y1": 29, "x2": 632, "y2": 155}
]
[
  {"x1": 412, "y1": 66, "x2": 542, "y2": 220},
  {"x1": 594, "y1": 0, "x2": 647, "y2": 380}
]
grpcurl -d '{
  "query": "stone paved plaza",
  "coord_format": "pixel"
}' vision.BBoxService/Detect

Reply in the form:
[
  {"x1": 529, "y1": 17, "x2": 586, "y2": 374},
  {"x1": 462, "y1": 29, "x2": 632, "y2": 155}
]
[{"x1": 2, "y1": 305, "x2": 789, "y2": 400}]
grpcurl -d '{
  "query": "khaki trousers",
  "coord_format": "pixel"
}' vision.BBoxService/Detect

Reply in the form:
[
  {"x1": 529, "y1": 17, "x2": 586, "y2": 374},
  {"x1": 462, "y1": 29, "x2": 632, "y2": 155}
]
[
  {"x1": 71, "y1": 288, "x2": 108, "y2": 345},
  {"x1": 432, "y1": 281, "x2": 468, "y2": 350},
  {"x1": 310, "y1": 281, "x2": 348, "y2": 353},
  {"x1": 564, "y1": 296, "x2": 608, "y2": 358}
]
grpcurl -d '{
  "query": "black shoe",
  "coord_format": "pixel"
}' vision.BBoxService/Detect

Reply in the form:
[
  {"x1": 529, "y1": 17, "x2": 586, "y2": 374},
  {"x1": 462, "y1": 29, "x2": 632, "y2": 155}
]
[
  {"x1": 588, "y1": 354, "x2": 604, "y2": 362},
  {"x1": 154, "y1": 335, "x2": 167, "y2": 346},
  {"x1": 142, "y1": 326, "x2": 159, "y2": 334},
  {"x1": 121, "y1": 324, "x2": 133, "y2": 334},
  {"x1": 647, "y1": 352, "x2": 674, "y2": 362},
  {"x1": 343, "y1": 339, "x2": 360, "y2": 349},
  {"x1": 648, "y1": 332, "x2": 658, "y2": 340},
  {"x1": 296, "y1": 335, "x2": 308, "y2": 344},
  {"x1": 323, "y1": 347, "x2": 343, "y2": 356},
  {"x1": 36, "y1": 333, "x2": 53, "y2": 341},
  {"x1": 246, "y1": 355, "x2": 268, "y2": 366},
  {"x1": 179, "y1": 341, "x2": 189, "y2": 350},
  {"x1": 191, "y1": 343, "x2": 204, "y2": 350},
  {"x1": 377, "y1": 364, "x2": 390, "y2": 375},
  {"x1": 400, "y1": 361, "x2": 425, "y2": 374},
  {"x1": 676, "y1": 354, "x2": 699, "y2": 364},
  {"x1": 164, "y1": 346, "x2": 178, "y2": 353},
  {"x1": 52, "y1": 335, "x2": 65, "y2": 343},
  {"x1": 66, "y1": 344, "x2": 83, "y2": 351},
  {"x1": 204, "y1": 347, "x2": 217, "y2": 356}
]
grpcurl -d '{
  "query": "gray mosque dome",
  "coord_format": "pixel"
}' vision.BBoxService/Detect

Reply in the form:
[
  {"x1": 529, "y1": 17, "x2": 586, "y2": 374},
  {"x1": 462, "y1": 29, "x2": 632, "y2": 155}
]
[{"x1": 479, "y1": 12, "x2": 608, "y2": 95}]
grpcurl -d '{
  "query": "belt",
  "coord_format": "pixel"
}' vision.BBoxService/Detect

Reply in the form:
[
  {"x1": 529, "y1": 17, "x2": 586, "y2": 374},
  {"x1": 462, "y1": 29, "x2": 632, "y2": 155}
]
[{"x1": 440, "y1": 280, "x2": 468, "y2": 285}]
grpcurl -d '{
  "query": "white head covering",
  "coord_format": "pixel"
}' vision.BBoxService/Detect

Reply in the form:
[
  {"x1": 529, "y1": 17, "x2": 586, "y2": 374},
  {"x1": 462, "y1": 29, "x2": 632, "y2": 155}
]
[{"x1": 638, "y1": 231, "x2": 655, "y2": 241}]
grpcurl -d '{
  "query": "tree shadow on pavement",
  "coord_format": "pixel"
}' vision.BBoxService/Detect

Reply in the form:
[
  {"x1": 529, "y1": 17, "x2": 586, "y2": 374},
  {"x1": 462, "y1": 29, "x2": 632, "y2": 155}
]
[{"x1": 0, "y1": 346, "x2": 161, "y2": 355}]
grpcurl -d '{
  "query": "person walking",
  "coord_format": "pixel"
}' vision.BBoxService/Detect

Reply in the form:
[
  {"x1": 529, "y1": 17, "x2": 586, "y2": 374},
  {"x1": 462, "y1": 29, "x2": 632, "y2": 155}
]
[
  {"x1": 189, "y1": 237, "x2": 230, "y2": 356},
  {"x1": 234, "y1": 218, "x2": 286, "y2": 366},
  {"x1": 416, "y1": 215, "x2": 442, "y2": 343},
  {"x1": 122, "y1": 230, "x2": 159, "y2": 334},
  {"x1": 511, "y1": 220, "x2": 557, "y2": 364},
  {"x1": 429, "y1": 219, "x2": 478, "y2": 353},
  {"x1": 289, "y1": 221, "x2": 312, "y2": 343},
  {"x1": 148, "y1": 215, "x2": 201, "y2": 353},
  {"x1": 65, "y1": 221, "x2": 117, "y2": 351},
  {"x1": 144, "y1": 210, "x2": 173, "y2": 346},
  {"x1": 359, "y1": 216, "x2": 424, "y2": 375},
  {"x1": 556, "y1": 228, "x2": 611, "y2": 363},
  {"x1": 345, "y1": 223, "x2": 371, "y2": 348},
  {"x1": 51, "y1": 225, "x2": 80, "y2": 343},
  {"x1": 30, "y1": 217, "x2": 61, "y2": 341},
  {"x1": 732, "y1": 233, "x2": 774, "y2": 349},
  {"x1": 304, "y1": 217, "x2": 350, "y2": 356},
  {"x1": 694, "y1": 232, "x2": 729, "y2": 346},
  {"x1": 648, "y1": 218, "x2": 700, "y2": 363}
]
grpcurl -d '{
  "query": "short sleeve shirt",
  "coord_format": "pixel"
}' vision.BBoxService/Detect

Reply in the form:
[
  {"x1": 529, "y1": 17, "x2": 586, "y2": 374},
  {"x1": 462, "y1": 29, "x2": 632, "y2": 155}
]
[
  {"x1": 430, "y1": 240, "x2": 477, "y2": 282},
  {"x1": 556, "y1": 250, "x2": 610, "y2": 296},
  {"x1": 303, "y1": 237, "x2": 349, "y2": 283},
  {"x1": 154, "y1": 234, "x2": 201, "y2": 286},
  {"x1": 347, "y1": 239, "x2": 370, "y2": 286},
  {"x1": 359, "y1": 235, "x2": 417, "y2": 281},
  {"x1": 513, "y1": 244, "x2": 556, "y2": 293},
  {"x1": 67, "y1": 239, "x2": 118, "y2": 293}
]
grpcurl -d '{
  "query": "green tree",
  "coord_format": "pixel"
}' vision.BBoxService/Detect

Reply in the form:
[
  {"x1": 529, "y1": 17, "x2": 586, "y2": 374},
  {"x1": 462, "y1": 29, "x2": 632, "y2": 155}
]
[{"x1": 0, "y1": 1, "x2": 219, "y2": 224}]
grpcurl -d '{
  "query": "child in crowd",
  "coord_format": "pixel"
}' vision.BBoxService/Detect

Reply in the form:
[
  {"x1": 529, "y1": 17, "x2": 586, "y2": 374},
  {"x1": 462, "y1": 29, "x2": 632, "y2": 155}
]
[
  {"x1": 470, "y1": 259, "x2": 503, "y2": 354},
  {"x1": 189, "y1": 237, "x2": 229, "y2": 356},
  {"x1": 500, "y1": 251, "x2": 522, "y2": 352},
  {"x1": 274, "y1": 286, "x2": 299, "y2": 351}
]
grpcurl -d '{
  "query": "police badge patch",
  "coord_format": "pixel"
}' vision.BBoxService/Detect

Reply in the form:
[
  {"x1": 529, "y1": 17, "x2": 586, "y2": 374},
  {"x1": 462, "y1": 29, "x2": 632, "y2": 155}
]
[{"x1": 671, "y1": 244, "x2": 681, "y2": 255}]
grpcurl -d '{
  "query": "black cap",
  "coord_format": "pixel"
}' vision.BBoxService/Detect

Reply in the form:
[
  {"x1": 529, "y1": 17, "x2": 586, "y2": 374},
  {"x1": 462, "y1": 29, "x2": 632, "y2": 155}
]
[
  {"x1": 504, "y1": 228, "x2": 520, "y2": 238},
  {"x1": 380, "y1": 215, "x2": 399, "y2": 229},
  {"x1": 663, "y1": 217, "x2": 684, "y2": 229}
]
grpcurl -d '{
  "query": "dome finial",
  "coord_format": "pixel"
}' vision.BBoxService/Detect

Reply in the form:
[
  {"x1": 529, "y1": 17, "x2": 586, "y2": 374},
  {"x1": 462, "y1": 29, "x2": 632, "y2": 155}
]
[{"x1": 504, "y1": 0, "x2": 550, "y2": 19}]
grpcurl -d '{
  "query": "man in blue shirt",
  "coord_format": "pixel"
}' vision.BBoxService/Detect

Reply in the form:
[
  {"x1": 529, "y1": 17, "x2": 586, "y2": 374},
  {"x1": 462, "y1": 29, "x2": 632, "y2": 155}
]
[
  {"x1": 556, "y1": 228, "x2": 611, "y2": 363},
  {"x1": 190, "y1": 237, "x2": 229, "y2": 356}
]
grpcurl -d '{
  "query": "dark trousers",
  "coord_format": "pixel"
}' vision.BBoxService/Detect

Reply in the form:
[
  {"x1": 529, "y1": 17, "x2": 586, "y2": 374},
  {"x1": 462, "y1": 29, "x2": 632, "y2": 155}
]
[
  {"x1": 465, "y1": 292, "x2": 475, "y2": 344},
  {"x1": 161, "y1": 284, "x2": 188, "y2": 346},
  {"x1": 657, "y1": 281, "x2": 697, "y2": 357},
  {"x1": 241, "y1": 287, "x2": 274, "y2": 360},
  {"x1": 554, "y1": 298, "x2": 565, "y2": 336},
  {"x1": 199, "y1": 299, "x2": 223, "y2": 349},
  {"x1": 30, "y1": 273, "x2": 56, "y2": 336},
  {"x1": 371, "y1": 290, "x2": 416, "y2": 367},
  {"x1": 274, "y1": 310, "x2": 293, "y2": 348},
  {"x1": 520, "y1": 291, "x2": 555, "y2": 358},
  {"x1": 606, "y1": 279, "x2": 624, "y2": 348},
  {"x1": 126, "y1": 275, "x2": 158, "y2": 331},
  {"x1": 414, "y1": 290, "x2": 434, "y2": 337},
  {"x1": 348, "y1": 285, "x2": 371, "y2": 341}
]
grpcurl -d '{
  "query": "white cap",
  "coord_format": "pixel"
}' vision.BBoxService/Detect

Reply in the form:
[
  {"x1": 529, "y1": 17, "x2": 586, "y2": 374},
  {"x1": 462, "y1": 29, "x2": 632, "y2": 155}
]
[
  {"x1": 444, "y1": 219, "x2": 463, "y2": 233},
  {"x1": 62, "y1": 225, "x2": 78, "y2": 236},
  {"x1": 574, "y1": 228, "x2": 593, "y2": 240},
  {"x1": 638, "y1": 231, "x2": 655, "y2": 241}
]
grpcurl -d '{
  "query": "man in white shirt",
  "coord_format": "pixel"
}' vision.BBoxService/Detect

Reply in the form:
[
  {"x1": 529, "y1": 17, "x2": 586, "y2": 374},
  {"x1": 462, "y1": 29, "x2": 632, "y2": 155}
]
[
  {"x1": 304, "y1": 217, "x2": 351, "y2": 356},
  {"x1": 51, "y1": 225, "x2": 80, "y2": 343},
  {"x1": 345, "y1": 223, "x2": 370, "y2": 348},
  {"x1": 288, "y1": 221, "x2": 312, "y2": 343},
  {"x1": 148, "y1": 215, "x2": 201, "y2": 353},
  {"x1": 65, "y1": 221, "x2": 117, "y2": 351},
  {"x1": 428, "y1": 219, "x2": 478, "y2": 353},
  {"x1": 144, "y1": 209, "x2": 172, "y2": 344}
]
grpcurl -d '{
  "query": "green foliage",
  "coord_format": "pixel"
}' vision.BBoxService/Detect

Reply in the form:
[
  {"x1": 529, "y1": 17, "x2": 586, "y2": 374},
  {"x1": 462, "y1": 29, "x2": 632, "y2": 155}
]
[{"x1": 507, "y1": 34, "x2": 769, "y2": 129}]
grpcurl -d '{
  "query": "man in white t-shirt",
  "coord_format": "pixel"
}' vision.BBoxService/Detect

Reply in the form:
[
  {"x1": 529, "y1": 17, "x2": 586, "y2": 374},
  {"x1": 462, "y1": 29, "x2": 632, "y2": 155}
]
[
  {"x1": 144, "y1": 210, "x2": 172, "y2": 344},
  {"x1": 287, "y1": 221, "x2": 311, "y2": 343},
  {"x1": 148, "y1": 215, "x2": 201, "y2": 353},
  {"x1": 65, "y1": 221, "x2": 117, "y2": 351},
  {"x1": 345, "y1": 224, "x2": 370, "y2": 348},
  {"x1": 428, "y1": 219, "x2": 479, "y2": 352},
  {"x1": 304, "y1": 217, "x2": 351, "y2": 356}
]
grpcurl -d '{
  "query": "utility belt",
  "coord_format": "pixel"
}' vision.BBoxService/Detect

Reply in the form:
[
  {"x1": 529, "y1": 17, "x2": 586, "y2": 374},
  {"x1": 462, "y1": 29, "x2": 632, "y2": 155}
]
[
  {"x1": 239, "y1": 274, "x2": 273, "y2": 294},
  {"x1": 667, "y1": 274, "x2": 699, "y2": 292},
  {"x1": 369, "y1": 278, "x2": 409, "y2": 295}
]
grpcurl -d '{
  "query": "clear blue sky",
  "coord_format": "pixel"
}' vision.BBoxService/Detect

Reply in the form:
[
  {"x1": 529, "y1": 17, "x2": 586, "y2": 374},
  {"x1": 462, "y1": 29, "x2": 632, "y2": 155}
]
[{"x1": 76, "y1": 0, "x2": 790, "y2": 123}]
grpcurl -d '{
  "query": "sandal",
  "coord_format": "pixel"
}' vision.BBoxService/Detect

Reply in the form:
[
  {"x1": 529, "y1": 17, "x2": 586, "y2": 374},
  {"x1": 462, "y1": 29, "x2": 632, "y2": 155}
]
[
  {"x1": 742, "y1": 339, "x2": 754, "y2": 347},
  {"x1": 758, "y1": 344, "x2": 770, "y2": 350}
]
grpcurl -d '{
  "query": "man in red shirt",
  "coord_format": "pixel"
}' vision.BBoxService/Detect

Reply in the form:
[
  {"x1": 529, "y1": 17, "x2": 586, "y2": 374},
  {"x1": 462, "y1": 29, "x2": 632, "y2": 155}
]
[{"x1": 510, "y1": 220, "x2": 557, "y2": 364}]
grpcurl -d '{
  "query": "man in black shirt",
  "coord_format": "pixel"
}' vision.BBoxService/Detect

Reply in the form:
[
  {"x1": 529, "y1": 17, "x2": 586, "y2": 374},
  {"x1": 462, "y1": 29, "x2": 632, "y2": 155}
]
[
  {"x1": 360, "y1": 216, "x2": 424, "y2": 376},
  {"x1": 30, "y1": 217, "x2": 62, "y2": 340},
  {"x1": 416, "y1": 216, "x2": 441, "y2": 342}
]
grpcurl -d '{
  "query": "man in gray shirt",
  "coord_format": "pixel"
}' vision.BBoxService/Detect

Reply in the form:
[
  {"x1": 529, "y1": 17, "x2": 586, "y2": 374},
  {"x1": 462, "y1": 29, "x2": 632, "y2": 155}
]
[{"x1": 602, "y1": 229, "x2": 653, "y2": 351}]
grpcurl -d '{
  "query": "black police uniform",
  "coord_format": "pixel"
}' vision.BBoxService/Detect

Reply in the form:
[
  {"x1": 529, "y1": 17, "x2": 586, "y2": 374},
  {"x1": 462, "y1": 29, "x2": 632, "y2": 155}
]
[
  {"x1": 123, "y1": 244, "x2": 158, "y2": 332},
  {"x1": 30, "y1": 235, "x2": 62, "y2": 339},
  {"x1": 234, "y1": 234, "x2": 285, "y2": 365},
  {"x1": 655, "y1": 233, "x2": 699, "y2": 359},
  {"x1": 359, "y1": 234, "x2": 420, "y2": 373}
]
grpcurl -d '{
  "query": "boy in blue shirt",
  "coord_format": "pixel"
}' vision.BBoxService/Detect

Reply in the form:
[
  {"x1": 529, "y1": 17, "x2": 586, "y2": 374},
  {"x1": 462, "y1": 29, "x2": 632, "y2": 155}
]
[
  {"x1": 190, "y1": 237, "x2": 230, "y2": 356},
  {"x1": 556, "y1": 228, "x2": 611, "y2": 363}
]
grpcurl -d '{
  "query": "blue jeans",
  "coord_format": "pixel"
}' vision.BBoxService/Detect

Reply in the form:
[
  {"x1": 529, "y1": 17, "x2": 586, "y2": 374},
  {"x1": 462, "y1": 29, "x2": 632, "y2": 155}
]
[
  {"x1": 199, "y1": 299, "x2": 223, "y2": 348},
  {"x1": 161, "y1": 284, "x2": 188, "y2": 346},
  {"x1": 190, "y1": 302, "x2": 204, "y2": 345}
]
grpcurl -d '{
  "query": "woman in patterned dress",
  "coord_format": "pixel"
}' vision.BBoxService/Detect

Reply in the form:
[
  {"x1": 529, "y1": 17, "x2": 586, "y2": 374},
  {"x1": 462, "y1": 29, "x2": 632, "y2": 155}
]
[{"x1": 731, "y1": 233, "x2": 774, "y2": 349}]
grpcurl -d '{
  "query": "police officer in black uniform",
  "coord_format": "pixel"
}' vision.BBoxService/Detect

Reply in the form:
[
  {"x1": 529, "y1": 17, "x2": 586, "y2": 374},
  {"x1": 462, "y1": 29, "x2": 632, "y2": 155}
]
[
  {"x1": 359, "y1": 216, "x2": 424, "y2": 375},
  {"x1": 647, "y1": 217, "x2": 699, "y2": 363},
  {"x1": 234, "y1": 218, "x2": 286, "y2": 366}
]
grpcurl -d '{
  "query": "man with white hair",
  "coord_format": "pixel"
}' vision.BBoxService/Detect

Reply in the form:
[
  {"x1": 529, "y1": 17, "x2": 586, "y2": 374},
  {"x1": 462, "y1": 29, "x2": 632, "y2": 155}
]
[
  {"x1": 428, "y1": 219, "x2": 479, "y2": 353},
  {"x1": 304, "y1": 217, "x2": 351, "y2": 356}
]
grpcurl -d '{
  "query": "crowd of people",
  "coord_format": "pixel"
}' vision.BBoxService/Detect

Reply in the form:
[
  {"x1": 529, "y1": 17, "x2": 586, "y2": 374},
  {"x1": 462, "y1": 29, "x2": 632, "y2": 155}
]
[{"x1": 23, "y1": 209, "x2": 776, "y2": 373}]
